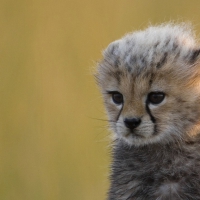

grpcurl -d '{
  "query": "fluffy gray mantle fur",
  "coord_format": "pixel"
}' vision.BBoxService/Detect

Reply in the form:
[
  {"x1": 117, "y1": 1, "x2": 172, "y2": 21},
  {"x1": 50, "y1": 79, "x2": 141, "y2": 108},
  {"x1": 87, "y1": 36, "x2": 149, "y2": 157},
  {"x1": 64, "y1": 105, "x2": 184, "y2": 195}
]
[{"x1": 109, "y1": 139, "x2": 200, "y2": 200}]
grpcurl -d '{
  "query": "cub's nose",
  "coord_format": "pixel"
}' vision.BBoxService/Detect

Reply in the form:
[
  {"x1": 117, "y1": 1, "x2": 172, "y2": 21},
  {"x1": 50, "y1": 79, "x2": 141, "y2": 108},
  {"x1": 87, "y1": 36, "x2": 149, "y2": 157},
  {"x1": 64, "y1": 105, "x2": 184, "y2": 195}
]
[{"x1": 124, "y1": 118, "x2": 141, "y2": 129}]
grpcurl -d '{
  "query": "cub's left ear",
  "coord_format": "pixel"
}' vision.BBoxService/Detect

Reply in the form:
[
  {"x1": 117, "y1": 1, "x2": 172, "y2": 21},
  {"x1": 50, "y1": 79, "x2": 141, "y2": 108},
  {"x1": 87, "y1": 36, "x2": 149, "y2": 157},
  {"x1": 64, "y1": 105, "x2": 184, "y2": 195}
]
[{"x1": 190, "y1": 48, "x2": 200, "y2": 64}]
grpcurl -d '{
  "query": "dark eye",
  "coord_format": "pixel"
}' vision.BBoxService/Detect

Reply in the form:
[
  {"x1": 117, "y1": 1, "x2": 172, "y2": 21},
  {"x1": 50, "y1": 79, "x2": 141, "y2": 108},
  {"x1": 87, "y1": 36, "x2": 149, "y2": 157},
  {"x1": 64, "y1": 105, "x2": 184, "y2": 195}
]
[
  {"x1": 110, "y1": 92, "x2": 123, "y2": 105},
  {"x1": 148, "y1": 92, "x2": 165, "y2": 104}
]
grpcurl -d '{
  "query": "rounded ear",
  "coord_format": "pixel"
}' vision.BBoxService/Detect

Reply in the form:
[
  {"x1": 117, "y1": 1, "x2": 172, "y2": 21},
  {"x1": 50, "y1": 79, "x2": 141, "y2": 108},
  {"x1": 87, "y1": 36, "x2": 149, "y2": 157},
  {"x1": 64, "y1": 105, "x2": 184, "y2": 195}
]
[{"x1": 190, "y1": 48, "x2": 200, "y2": 64}]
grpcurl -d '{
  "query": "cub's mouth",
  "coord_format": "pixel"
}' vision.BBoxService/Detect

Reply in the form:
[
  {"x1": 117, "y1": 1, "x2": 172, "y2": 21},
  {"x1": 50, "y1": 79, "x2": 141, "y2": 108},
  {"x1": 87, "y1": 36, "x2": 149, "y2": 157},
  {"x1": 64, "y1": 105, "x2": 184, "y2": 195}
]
[
  {"x1": 128, "y1": 129, "x2": 144, "y2": 138},
  {"x1": 119, "y1": 128, "x2": 143, "y2": 138},
  {"x1": 125, "y1": 130, "x2": 145, "y2": 139}
]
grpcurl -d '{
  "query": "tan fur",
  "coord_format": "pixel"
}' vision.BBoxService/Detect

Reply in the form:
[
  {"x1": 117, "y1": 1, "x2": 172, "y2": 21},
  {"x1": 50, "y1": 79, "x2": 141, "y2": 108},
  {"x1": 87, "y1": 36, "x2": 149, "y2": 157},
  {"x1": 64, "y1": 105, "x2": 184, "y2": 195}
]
[{"x1": 97, "y1": 61, "x2": 200, "y2": 146}]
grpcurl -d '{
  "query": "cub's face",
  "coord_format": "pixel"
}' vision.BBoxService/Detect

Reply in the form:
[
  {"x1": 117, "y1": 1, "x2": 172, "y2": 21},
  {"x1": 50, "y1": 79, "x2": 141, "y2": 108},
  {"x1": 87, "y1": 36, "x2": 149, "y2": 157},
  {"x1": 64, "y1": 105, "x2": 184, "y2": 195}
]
[
  {"x1": 98, "y1": 65, "x2": 200, "y2": 146},
  {"x1": 97, "y1": 25, "x2": 200, "y2": 146}
]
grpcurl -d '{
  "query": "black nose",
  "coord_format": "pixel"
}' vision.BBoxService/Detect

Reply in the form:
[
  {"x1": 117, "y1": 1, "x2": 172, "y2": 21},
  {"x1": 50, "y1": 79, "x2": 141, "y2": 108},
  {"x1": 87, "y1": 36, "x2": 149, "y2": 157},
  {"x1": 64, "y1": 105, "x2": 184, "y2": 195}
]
[{"x1": 124, "y1": 118, "x2": 141, "y2": 129}]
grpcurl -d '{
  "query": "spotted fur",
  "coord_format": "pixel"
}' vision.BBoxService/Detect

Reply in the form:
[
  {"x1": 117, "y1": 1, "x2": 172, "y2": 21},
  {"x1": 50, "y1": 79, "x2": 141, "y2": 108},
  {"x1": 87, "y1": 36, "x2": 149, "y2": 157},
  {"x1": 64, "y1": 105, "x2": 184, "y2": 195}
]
[{"x1": 96, "y1": 23, "x2": 200, "y2": 199}]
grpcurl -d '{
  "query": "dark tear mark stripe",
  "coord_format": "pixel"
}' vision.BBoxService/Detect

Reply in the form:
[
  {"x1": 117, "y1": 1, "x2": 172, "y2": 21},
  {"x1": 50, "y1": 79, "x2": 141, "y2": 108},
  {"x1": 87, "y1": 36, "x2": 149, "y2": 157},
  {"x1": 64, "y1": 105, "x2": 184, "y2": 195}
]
[
  {"x1": 145, "y1": 101, "x2": 156, "y2": 123},
  {"x1": 116, "y1": 104, "x2": 123, "y2": 121},
  {"x1": 145, "y1": 100, "x2": 158, "y2": 135}
]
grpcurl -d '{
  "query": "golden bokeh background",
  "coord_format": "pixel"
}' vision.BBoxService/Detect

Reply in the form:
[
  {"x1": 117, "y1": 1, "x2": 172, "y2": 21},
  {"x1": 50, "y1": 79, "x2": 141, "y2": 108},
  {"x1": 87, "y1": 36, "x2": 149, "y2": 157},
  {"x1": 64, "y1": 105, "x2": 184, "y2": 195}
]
[{"x1": 1, "y1": 1, "x2": 200, "y2": 199}]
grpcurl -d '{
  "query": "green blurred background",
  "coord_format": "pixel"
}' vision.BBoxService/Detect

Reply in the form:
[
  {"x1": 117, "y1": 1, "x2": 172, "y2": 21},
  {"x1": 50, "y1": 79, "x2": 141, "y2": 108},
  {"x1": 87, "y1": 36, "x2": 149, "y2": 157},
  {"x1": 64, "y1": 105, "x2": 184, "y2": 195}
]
[{"x1": 1, "y1": 1, "x2": 200, "y2": 199}]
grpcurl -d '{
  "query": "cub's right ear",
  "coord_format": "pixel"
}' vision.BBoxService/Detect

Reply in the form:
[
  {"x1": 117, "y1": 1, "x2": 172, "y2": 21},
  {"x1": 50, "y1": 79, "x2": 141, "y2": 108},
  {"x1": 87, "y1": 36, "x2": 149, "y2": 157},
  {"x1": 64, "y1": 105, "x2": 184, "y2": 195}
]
[{"x1": 190, "y1": 48, "x2": 200, "y2": 64}]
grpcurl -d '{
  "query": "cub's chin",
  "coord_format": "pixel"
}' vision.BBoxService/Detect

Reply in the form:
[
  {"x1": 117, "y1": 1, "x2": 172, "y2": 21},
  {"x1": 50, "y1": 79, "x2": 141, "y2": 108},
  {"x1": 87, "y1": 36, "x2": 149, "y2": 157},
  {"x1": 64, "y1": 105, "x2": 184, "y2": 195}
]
[{"x1": 116, "y1": 127, "x2": 178, "y2": 146}]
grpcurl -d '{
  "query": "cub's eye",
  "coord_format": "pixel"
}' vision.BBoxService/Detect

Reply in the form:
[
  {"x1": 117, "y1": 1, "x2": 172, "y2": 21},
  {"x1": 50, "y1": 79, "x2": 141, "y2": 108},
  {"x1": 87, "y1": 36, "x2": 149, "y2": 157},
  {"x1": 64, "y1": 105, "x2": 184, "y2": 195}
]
[
  {"x1": 148, "y1": 92, "x2": 165, "y2": 104},
  {"x1": 108, "y1": 92, "x2": 123, "y2": 105}
]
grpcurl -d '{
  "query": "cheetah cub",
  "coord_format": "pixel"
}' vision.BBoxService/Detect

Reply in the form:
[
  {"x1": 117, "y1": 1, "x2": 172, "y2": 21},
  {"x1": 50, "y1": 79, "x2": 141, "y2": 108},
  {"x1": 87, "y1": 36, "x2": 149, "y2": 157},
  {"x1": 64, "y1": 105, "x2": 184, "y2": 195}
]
[{"x1": 96, "y1": 23, "x2": 200, "y2": 200}]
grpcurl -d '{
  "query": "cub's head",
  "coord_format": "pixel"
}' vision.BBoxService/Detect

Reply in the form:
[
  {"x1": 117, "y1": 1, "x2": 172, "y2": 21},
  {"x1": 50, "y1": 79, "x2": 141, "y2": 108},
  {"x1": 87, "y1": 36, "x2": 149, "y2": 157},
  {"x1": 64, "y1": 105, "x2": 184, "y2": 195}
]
[{"x1": 96, "y1": 24, "x2": 200, "y2": 146}]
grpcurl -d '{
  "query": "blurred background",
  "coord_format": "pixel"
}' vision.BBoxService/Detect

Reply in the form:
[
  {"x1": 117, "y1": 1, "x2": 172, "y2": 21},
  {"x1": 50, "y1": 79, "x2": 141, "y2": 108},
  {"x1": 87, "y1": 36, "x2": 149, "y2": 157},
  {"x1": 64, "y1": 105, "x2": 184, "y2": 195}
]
[{"x1": 1, "y1": 0, "x2": 200, "y2": 199}]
